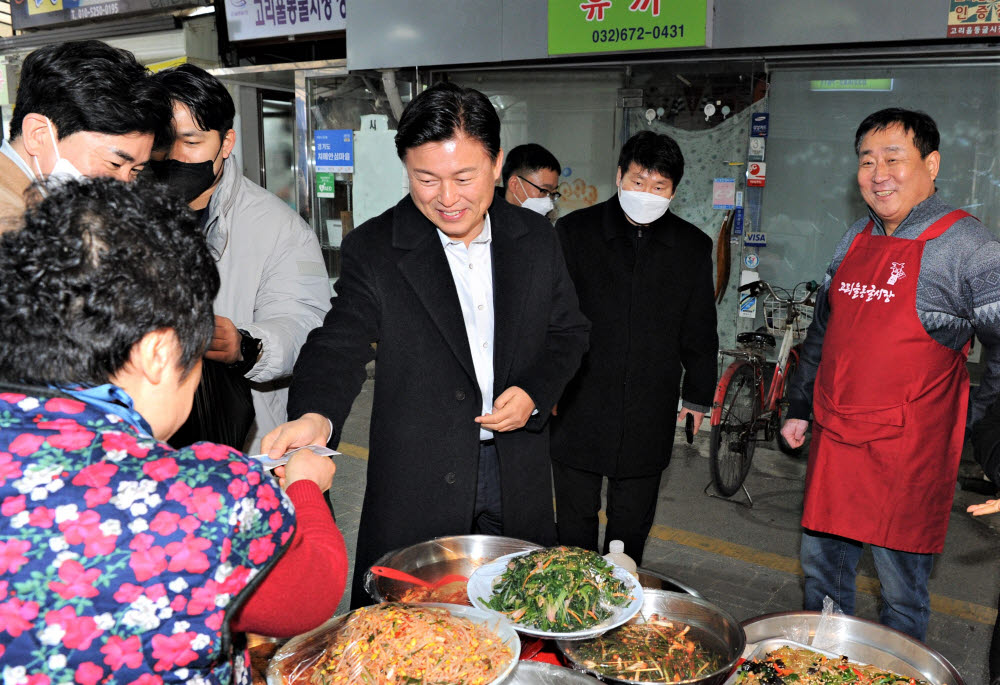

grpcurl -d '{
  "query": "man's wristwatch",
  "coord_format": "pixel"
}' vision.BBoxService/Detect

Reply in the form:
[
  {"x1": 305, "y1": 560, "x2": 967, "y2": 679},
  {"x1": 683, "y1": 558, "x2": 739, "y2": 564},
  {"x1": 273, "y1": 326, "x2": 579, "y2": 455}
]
[{"x1": 229, "y1": 329, "x2": 262, "y2": 376}]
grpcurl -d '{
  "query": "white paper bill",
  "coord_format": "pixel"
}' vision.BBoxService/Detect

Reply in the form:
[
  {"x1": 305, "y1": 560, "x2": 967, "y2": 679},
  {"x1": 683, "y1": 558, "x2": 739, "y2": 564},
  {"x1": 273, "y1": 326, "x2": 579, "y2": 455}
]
[{"x1": 249, "y1": 445, "x2": 340, "y2": 470}]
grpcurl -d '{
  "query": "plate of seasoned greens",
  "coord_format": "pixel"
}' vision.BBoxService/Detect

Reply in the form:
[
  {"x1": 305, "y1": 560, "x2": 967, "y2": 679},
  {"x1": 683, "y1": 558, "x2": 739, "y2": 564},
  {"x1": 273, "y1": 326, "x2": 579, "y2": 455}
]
[{"x1": 468, "y1": 546, "x2": 644, "y2": 640}]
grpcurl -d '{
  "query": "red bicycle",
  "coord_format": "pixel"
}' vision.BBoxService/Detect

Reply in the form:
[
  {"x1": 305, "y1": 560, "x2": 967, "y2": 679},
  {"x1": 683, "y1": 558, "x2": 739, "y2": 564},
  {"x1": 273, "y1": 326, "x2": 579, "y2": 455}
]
[{"x1": 708, "y1": 279, "x2": 817, "y2": 497}]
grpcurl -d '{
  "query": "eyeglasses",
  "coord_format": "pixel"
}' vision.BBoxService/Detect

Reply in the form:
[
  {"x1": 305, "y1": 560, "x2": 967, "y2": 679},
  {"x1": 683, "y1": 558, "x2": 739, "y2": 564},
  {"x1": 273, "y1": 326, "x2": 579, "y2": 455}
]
[{"x1": 518, "y1": 175, "x2": 562, "y2": 200}]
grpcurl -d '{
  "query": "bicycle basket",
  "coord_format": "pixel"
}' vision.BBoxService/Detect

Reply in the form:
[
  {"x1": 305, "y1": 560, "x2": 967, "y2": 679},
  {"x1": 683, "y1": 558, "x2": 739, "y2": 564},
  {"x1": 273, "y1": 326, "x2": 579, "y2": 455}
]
[{"x1": 763, "y1": 296, "x2": 813, "y2": 343}]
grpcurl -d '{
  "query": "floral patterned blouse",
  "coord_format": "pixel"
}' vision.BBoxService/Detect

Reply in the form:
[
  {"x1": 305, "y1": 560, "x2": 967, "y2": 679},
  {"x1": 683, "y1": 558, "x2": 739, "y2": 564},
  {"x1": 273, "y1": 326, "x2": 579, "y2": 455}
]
[{"x1": 0, "y1": 389, "x2": 297, "y2": 685}]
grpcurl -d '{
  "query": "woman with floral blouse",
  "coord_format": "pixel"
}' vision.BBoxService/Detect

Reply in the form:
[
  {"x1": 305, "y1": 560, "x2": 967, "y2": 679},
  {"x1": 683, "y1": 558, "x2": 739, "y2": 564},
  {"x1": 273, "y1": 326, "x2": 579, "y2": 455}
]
[{"x1": 0, "y1": 178, "x2": 347, "y2": 684}]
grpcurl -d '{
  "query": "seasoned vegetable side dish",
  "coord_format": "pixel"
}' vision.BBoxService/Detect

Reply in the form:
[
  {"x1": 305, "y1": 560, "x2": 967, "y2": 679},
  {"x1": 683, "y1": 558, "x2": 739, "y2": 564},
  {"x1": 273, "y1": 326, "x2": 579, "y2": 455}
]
[
  {"x1": 737, "y1": 645, "x2": 934, "y2": 685},
  {"x1": 299, "y1": 604, "x2": 513, "y2": 685},
  {"x1": 480, "y1": 546, "x2": 633, "y2": 632},
  {"x1": 398, "y1": 581, "x2": 471, "y2": 605},
  {"x1": 566, "y1": 615, "x2": 725, "y2": 682}
]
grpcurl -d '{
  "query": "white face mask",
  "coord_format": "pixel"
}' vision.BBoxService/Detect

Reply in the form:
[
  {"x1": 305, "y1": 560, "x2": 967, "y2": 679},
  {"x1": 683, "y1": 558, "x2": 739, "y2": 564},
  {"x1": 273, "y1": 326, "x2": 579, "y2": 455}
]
[
  {"x1": 516, "y1": 177, "x2": 556, "y2": 216},
  {"x1": 521, "y1": 195, "x2": 555, "y2": 216},
  {"x1": 33, "y1": 117, "x2": 85, "y2": 183},
  {"x1": 618, "y1": 186, "x2": 671, "y2": 225}
]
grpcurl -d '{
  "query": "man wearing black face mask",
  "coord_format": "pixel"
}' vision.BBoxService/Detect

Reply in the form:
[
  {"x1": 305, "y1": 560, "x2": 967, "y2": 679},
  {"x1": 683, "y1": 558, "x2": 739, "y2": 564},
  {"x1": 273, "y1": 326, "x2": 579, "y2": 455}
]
[{"x1": 150, "y1": 64, "x2": 330, "y2": 453}]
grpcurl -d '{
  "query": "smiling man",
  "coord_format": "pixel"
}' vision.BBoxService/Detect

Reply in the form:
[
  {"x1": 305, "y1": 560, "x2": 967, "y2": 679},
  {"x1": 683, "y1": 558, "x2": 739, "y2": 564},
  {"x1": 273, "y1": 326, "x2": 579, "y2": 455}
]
[
  {"x1": 263, "y1": 81, "x2": 590, "y2": 607},
  {"x1": 0, "y1": 40, "x2": 170, "y2": 229},
  {"x1": 781, "y1": 108, "x2": 1000, "y2": 641}
]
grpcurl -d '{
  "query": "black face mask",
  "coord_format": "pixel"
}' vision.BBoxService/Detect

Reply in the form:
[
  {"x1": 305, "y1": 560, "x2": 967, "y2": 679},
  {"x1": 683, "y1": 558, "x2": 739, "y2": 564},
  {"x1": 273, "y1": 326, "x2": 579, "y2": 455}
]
[{"x1": 146, "y1": 158, "x2": 219, "y2": 203}]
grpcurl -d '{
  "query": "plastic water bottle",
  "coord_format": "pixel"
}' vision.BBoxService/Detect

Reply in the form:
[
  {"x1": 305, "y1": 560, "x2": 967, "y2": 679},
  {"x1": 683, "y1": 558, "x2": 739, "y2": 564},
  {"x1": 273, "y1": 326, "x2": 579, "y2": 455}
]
[{"x1": 603, "y1": 539, "x2": 638, "y2": 576}]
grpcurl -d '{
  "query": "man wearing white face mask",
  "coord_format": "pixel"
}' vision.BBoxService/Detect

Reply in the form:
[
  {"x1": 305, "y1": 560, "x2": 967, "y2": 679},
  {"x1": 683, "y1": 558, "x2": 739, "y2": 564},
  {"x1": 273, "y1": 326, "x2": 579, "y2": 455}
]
[
  {"x1": 551, "y1": 131, "x2": 718, "y2": 564},
  {"x1": 500, "y1": 143, "x2": 562, "y2": 219},
  {"x1": 0, "y1": 40, "x2": 170, "y2": 229}
]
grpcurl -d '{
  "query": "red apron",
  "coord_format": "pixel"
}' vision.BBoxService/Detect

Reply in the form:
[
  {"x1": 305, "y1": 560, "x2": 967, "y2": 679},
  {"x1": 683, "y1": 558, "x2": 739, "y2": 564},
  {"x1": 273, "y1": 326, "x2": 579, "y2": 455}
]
[{"x1": 802, "y1": 210, "x2": 970, "y2": 554}]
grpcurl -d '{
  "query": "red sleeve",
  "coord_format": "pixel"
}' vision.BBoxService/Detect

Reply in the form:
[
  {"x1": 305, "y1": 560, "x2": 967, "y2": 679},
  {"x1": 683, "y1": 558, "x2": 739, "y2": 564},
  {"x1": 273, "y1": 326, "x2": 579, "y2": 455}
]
[{"x1": 230, "y1": 480, "x2": 348, "y2": 636}]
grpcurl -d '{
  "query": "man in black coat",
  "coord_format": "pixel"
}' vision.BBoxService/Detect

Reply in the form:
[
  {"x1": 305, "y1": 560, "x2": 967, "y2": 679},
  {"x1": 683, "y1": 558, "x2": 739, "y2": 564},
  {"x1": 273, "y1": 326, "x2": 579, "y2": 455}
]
[
  {"x1": 263, "y1": 82, "x2": 590, "y2": 607},
  {"x1": 552, "y1": 131, "x2": 718, "y2": 564}
]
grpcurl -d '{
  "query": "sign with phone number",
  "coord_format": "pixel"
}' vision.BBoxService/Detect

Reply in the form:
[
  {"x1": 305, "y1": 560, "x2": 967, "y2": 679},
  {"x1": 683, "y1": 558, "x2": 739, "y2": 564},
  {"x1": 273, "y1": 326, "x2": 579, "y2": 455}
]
[{"x1": 548, "y1": 0, "x2": 709, "y2": 56}]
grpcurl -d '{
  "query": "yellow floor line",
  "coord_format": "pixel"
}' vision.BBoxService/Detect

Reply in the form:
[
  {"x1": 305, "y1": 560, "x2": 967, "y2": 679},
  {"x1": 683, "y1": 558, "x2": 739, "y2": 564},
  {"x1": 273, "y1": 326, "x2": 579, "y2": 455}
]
[
  {"x1": 338, "y1": 441, "x2": 369, "y2": 461},
  {"x1": 644, "y1": 520, "x2": 997, "y2": 626},
  {"x1": 337, "y1": 445, "x2": 995, "y2": 625}
]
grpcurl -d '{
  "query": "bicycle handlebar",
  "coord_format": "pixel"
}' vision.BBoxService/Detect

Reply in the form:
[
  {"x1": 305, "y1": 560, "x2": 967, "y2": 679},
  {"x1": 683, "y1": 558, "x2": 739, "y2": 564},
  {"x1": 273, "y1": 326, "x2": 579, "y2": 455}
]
[{"x1": 738, "y1": 279, "x2": 817, "y2": 305}]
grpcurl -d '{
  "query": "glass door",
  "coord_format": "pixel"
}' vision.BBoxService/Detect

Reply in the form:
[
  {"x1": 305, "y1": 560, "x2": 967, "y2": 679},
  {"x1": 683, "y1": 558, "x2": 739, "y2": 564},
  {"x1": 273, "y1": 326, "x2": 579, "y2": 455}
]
[
  {"x1": 259, "y1": 92, "x2": 296, "y2": 210},
  {"x1": 295, "y1": 68, "x2": 407, "y2": 287}
]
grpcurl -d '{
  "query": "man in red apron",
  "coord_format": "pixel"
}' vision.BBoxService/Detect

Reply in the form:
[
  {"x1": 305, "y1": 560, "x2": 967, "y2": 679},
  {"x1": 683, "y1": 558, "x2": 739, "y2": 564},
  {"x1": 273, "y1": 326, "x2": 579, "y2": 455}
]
[{"x1": 782, "y1": 108, "x2": 1000, "y2": 641}]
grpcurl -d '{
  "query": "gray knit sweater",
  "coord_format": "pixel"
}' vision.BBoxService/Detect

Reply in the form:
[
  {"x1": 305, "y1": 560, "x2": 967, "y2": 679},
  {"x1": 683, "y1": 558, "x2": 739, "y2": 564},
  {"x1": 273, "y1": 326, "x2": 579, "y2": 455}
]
[{"x1": 787, "y1": 193, "x2": 1000, "y2": 428}]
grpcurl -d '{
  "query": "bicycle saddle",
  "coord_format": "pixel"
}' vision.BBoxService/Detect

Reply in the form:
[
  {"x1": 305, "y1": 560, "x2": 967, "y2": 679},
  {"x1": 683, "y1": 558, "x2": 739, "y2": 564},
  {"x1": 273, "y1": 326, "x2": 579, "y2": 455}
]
[{"x1": 737, "y1": 331, "x2": 776, "y2": 347}]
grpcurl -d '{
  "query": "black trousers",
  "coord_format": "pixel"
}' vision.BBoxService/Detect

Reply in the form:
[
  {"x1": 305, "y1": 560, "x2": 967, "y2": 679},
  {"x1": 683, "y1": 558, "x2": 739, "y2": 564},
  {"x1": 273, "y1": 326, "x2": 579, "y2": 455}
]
[
  {"x1": 551, "y1": 460, "x2": 662, "y2": 565},
  {"x1": 473, "y1": 440, "x2": 503, "y2": 535}
]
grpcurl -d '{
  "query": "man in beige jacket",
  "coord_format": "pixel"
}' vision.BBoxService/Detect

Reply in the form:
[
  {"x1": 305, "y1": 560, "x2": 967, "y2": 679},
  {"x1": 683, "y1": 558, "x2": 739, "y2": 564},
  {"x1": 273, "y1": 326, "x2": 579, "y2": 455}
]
[{"x1": 0, "y1": 40, "x2": 169, "y2": 229}]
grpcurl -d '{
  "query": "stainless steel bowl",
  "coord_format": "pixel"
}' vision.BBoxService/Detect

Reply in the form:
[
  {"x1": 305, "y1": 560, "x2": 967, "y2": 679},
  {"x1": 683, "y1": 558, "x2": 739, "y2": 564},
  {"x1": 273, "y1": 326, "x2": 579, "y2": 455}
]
[
  {"x1": 557, "y1": 589, "x2": 746, "y2": 684},
  {"x1": 636, "y1": 568, "x2": 702, "y2": 598},
  {"x1": 365, "y1": 534, "x2": 541, "y2": 603},
  {"x1": 741, "y1": 612, "x2": 964, "y2": 685}
]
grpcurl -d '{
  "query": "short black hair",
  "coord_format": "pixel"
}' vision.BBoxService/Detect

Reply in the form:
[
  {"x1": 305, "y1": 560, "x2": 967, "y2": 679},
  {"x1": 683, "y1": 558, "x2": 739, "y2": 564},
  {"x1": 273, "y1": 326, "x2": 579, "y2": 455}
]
[
  {"x1": 617, "y1": 131, "x2": 685, "y2": 187},
  {"x1": 9, "y1": 40, "x2": 171, "y2": 144},
  {"x1": 855, "y1": 108, "x2": 939, "y2": 159},
  {"x1": 153, "y1": 63, "x2": 236, "y2": 140},
  {"x1": 0, "y1": 178, "x2": 218, "y2": 387},
  {"x1": 501, "y1": 144, "x2": 561, "y2": 188},
  {"x1": 395, "y1": 81, "x2": 500, "y2": 161}
]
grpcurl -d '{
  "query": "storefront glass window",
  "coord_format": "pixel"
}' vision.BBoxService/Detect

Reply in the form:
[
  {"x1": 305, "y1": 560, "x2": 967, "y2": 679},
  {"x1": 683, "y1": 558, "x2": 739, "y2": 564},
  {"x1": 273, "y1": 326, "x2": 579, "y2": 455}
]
[
  {"x1": 763, "y1": 64, "x2": 1000, "y2": 291},
  {"x1": 301, "y1": 72, "x2": 405, "y2": 286}
]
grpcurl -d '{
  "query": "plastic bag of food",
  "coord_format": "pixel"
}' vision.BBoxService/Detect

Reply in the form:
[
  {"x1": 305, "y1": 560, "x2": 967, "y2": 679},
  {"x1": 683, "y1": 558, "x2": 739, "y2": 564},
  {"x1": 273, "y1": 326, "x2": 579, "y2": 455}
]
[{"x1": 266, "y1": 603, "x2": 519, "y2": 685}]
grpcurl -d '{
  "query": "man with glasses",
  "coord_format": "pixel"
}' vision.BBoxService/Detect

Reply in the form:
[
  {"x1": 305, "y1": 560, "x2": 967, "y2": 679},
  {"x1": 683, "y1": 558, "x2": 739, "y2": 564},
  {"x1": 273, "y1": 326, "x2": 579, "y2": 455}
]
[
  {"x1": 501, "y1": 143, "x2": 562, "y2": 219},
  {"x1": 550, "y1": 131, "x2": 718, "y2": 564}
]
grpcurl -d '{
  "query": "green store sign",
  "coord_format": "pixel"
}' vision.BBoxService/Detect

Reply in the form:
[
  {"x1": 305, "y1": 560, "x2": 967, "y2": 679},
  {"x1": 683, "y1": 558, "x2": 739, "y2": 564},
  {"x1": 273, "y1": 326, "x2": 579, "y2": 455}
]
[{"x1": 548, "y1": 0, "x2": 709, "y2": 56}]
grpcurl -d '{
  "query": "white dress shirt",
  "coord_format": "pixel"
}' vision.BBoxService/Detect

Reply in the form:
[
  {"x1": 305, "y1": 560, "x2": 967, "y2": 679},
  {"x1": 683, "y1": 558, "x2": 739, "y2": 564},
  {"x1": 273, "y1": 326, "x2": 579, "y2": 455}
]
[{"x1": 438, "y1": 214, "x2": 495, "y2": 441}]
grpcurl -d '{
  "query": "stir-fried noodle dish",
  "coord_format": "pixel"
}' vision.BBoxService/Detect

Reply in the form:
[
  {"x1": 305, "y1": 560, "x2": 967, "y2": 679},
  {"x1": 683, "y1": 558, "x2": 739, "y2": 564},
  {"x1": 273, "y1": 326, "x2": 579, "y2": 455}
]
[{"x1": 283, "y1": 603, "x2": 513, "y2": 685}]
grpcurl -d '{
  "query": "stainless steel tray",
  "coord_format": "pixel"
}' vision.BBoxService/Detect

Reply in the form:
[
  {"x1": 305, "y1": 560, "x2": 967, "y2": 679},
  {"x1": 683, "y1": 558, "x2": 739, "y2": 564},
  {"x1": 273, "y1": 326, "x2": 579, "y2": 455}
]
[
  {"x1": 509, "y1": 661, "x2": 601, "y2": 683},
  {"x1": 740, "y1": 612, "x2": 963, "y2": 685},
  {"x1": 722, "y1": 637, "x2": 926, "y2": 684},
  {"x1": 365, "y1": 534, "x2": 541, "y2": 603}
]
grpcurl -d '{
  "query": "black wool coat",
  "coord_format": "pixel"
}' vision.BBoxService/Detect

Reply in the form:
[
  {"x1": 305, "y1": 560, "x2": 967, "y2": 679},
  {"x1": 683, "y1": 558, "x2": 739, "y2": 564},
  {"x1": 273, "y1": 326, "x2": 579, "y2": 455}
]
[
  {"x1": 286, "y1": 194, "x2": 590, "y2": 606},
  {"x1": 551, "y1": 196, "x2": 718, "y2": 478}
]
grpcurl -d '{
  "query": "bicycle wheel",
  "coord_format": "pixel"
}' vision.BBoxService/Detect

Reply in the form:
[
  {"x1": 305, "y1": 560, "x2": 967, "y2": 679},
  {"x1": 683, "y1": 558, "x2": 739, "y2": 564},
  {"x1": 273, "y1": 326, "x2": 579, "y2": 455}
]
[
  {"x1": 775, "y1": 353, "x2": 804, "y2": 456},
  {"x1": 709, "y1": 364, "x2": 761, "y2": 496}
]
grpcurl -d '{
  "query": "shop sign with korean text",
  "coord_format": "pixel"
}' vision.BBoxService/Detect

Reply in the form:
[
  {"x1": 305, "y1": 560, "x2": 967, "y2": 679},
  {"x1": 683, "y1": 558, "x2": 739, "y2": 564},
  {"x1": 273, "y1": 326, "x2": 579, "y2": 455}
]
[
  {"x1": 224, "y1": 0, "x2": 345, "y2": 42},
  {"x1": 12, "y1": 0, "x2": 205, "y2": 30},
  {"x1": 548, "y1": 0, "x2": 711, "y2": 56},
  {"x1": 947, "y1": 1, "x2": 1000, "y2": 37}
]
